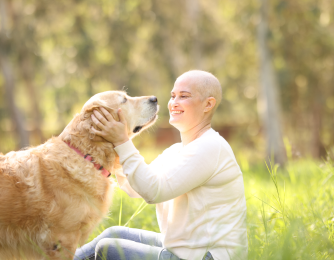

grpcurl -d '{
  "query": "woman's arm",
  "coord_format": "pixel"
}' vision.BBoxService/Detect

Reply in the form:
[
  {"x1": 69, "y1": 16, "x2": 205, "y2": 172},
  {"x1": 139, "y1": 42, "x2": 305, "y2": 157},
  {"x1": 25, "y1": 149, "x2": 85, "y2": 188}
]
[
  {"x1": 114, "y1": 169, "x2": 142, "y2": 198},
  {"x1": 90, "y1": 108, "x2": 219, "y2": 203},
  {"x1": 115, "y1": 139, "x2": 219, "y2": 204}
]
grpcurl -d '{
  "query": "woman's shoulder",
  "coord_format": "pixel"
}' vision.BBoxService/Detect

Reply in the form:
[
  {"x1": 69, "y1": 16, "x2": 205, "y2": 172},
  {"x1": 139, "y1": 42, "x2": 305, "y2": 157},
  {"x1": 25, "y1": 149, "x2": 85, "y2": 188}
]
[
  {"x1": 208, "y1": 129, "x2": 239, "y2": 163},
  {"x1": 180, "y1": 129, "x2": 222, "y2": 156},
  {"x1": 187, "y1": 129, "x2": 237, "y2": 159},
  {"x1": 161, "y1": 129, "x2": 228, "y2": 157},
  {"x1": 161, "y1": 142, "x2": 182, "y2": 155},
  {"x1": 190, "y1": 128, "x2": 223, "y2": 148}
]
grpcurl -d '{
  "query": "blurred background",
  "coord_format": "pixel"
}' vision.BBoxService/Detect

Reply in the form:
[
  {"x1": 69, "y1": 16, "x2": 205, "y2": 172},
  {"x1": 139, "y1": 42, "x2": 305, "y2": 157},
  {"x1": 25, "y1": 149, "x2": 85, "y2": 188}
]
[{"x1": 0, "y1": 0, "x2": 333, "y2": 165}]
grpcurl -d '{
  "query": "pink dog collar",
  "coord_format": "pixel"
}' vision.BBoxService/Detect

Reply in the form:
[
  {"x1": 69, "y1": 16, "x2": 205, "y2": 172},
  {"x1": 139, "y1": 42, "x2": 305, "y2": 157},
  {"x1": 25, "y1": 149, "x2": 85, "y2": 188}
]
[{"x1": 64, "y1": 141, "x2": 111, "y2": 178}]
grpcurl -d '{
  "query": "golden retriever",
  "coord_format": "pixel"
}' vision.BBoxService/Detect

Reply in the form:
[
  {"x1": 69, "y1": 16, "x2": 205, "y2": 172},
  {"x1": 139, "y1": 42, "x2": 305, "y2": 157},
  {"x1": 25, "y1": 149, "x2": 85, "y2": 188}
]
[{"x1": 0, "y1": 91, "x2": 158, "y2": 260}]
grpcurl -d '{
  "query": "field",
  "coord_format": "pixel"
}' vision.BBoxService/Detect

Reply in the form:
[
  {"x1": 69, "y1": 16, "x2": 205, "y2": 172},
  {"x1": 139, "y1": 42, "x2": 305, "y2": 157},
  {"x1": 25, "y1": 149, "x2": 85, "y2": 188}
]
[{"x1": 89, "y1": 149, "x2": 334, "y2": 260}]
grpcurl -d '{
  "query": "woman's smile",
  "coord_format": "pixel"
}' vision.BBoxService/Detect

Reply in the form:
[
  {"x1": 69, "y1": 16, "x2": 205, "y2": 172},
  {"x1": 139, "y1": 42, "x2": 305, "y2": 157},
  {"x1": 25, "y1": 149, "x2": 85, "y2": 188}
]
[{"x1": 170, "y1": 110, "x2": 184, "y2": 115}]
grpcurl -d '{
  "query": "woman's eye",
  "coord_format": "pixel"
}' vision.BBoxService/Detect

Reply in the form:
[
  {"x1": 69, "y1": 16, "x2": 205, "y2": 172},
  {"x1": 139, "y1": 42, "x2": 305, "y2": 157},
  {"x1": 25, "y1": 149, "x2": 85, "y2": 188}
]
[{"x1": 170, "y1": 95, "x2": 188, "y2": 99}]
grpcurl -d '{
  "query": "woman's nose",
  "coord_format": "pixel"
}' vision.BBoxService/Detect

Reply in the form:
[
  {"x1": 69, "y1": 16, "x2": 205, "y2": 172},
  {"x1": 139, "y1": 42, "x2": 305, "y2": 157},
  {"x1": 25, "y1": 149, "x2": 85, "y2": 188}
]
[
  {"x1": 170, "y1": 102, "x2": 178, "y2": 109},
  {"x1": 171, "y1": 98, "x2": 178, "y2": 105}
]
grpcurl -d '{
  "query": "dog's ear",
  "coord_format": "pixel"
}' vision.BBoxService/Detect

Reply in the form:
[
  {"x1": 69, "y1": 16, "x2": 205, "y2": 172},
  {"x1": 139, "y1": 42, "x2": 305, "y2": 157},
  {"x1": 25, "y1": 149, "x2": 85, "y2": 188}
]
[
  {"x1": 61, "y1": 100, "x2": 119, "y2": 140},
  {"x1": 80, "y1": 101, "x2": 121, "y2": 141},
  {"x1": 82, "y1": 105, "x2": 120, "y2": 123},
  {"x1": 81, "y1": 100, "x2": 119, "y2": 120}
]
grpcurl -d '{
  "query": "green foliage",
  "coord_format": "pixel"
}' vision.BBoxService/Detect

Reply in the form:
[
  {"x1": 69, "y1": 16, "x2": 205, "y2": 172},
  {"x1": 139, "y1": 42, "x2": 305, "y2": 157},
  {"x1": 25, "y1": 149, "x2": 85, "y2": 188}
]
[
  {"x1": 90, "y1": 155, "x2": 334, "y2": 259},
  {"x1": 1, "y1": 0, "x2": 333, "y2": 158}
]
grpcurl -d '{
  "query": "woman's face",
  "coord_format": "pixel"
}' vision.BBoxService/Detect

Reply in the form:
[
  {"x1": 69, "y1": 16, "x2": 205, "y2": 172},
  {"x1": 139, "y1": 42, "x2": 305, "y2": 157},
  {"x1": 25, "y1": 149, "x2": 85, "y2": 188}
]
[{"x1": 168, "y1": 77, "x2": 206, "y2": 132}]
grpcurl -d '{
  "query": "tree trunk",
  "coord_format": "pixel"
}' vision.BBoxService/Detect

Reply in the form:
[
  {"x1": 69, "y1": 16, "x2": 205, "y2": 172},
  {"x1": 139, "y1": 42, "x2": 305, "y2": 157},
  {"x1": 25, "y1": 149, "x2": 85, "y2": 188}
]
[
  {"x1": 0, "y1": 0, "x2": 29, "y2": 149},
  {"x1": 152, "y1": 2, "x2": 179, "y2": 81},
  {"x1": 186, "y1": 0, "x2": 202, "y2": 69},
  {"x1": 21, "y1": 58, "x2": 45, "y2": 144},
  {"x1": 310, "y1": 96, "x2": 325, "y2": 158},
  {"x1": 257, "y1": 0, "x2": 286, "y2": 166}
]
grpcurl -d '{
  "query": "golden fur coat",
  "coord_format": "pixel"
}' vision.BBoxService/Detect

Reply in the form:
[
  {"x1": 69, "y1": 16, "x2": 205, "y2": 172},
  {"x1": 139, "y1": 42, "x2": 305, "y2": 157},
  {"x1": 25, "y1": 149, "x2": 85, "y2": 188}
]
[{"x1": 0, "y1": 91, "x2": 158, "y2": 260}]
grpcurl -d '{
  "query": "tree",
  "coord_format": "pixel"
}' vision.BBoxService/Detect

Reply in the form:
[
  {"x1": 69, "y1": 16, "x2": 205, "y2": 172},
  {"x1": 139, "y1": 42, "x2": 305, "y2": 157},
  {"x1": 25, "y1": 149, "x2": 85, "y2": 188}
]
[
  {"x1": 257, "y1": 0, "x2": 287, "y2": 165},
  {"x1": 0, "y1": 0, "x2": 29, "y2": 149}
]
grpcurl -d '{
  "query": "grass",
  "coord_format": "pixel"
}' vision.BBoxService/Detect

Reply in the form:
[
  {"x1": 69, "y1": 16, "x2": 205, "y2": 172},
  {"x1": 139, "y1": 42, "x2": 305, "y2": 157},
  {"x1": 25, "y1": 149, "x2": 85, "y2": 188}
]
[
  {"x1": 89, "y1": 151, "x2": 334, "y2": 259},
  {"x1": 246, "y1": 157, "x2": 334, "y2": 259}
]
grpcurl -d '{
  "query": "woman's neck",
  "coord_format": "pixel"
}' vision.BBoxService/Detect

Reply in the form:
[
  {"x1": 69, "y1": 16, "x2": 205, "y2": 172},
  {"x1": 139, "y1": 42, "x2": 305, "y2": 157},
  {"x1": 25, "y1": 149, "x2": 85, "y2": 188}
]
[{"x1": 180, "y1": 121, "x2": 211, "y2": 146}]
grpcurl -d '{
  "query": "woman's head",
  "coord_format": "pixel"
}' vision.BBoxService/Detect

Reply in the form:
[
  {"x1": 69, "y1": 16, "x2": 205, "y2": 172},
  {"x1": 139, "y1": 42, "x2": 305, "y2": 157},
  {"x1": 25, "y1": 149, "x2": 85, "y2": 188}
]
[{"x1": 168, "y1": 70, "x2": 222, "y2": 132}]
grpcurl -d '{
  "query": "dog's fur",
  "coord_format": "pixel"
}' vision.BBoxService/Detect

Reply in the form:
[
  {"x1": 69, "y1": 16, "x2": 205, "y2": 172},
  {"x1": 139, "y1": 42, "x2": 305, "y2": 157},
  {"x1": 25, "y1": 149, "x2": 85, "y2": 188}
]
[{"x1": 0, "y1": 91, "x2": 158, "y2": 260}]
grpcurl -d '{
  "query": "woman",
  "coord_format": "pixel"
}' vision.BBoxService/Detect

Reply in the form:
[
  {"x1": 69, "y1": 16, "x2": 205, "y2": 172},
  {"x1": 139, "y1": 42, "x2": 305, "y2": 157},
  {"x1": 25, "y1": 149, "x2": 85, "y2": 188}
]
[{"x1": 75, "y1": 70, "x2": 248, "y2": 260}]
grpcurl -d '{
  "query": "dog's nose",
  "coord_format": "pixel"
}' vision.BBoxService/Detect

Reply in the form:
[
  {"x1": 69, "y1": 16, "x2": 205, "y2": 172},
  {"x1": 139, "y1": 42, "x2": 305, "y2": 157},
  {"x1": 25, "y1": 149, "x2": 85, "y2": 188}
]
[{"x1": 149, "y1": 96, "x2": 158, "y2": 103}]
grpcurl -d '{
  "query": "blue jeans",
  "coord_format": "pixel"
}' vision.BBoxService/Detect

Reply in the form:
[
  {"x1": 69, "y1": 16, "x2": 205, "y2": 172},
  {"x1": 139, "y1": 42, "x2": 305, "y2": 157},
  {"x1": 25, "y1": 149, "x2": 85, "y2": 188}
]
[{"x1": 74, "y1": 226, "x2": 214, "y2": 260}]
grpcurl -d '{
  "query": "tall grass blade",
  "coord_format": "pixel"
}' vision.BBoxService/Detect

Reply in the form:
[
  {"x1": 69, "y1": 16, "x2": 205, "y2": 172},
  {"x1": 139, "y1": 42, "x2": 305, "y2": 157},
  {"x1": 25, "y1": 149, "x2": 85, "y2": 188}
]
[
  {"x1": 123, "y1": 200, "x2": 147, "y2": 227},
  {"x1": 119, "y1": 191, "x2": 123, "y2": 226}
]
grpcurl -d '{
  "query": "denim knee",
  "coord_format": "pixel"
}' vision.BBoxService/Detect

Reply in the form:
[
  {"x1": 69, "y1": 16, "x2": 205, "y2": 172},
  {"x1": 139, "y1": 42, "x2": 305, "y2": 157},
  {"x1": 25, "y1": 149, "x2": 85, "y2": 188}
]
[
  {"x1": 107, "y1": 226, "x2": 126, "y2": 238},
  {"x1": 95, "y1": 238, "x2": 114, "y2": 260},
  {"x1": 95, "y1": 237, "x2": 161, "y2": 260},
  {"x1": 158, "y1": 249, "x2": 182, "y2": 260}
]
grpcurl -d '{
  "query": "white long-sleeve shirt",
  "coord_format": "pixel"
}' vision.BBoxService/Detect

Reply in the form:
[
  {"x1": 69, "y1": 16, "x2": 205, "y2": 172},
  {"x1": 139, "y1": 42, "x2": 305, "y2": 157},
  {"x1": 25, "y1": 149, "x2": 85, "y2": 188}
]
[{"x1": 114, "y1": 128, "x2": 248, "y2": 260}]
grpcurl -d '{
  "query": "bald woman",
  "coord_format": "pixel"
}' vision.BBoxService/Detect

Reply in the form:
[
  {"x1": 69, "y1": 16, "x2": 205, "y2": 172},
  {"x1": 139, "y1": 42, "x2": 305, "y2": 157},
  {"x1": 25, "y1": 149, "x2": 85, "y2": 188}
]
[{"x1": 75, "y1": 71, "x2": 248, "y2": 260}]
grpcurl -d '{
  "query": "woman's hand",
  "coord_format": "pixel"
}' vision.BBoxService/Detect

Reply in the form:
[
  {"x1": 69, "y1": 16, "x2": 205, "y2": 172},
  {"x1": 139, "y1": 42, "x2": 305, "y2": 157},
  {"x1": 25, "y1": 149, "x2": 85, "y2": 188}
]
[{"x1": 90, "y1": 107, "x2": 129, "y2": 147}]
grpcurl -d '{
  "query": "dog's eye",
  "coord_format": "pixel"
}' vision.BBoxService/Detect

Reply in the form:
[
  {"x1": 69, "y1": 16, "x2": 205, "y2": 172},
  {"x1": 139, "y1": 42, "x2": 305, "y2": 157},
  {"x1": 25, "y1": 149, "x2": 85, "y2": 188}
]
[{"x1": 122, "y1": 98, "x2": 127, "y2": 103}]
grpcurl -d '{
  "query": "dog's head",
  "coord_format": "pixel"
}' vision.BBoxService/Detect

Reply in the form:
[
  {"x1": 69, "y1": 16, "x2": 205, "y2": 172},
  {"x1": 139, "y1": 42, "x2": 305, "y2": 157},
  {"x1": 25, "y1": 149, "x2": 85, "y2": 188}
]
[
  {"x1": 59, "y1": 91, "x2": 158, "y2": 168},
  {"x1": 82, "y1": 91, "x2": 159, "y2": 139}
]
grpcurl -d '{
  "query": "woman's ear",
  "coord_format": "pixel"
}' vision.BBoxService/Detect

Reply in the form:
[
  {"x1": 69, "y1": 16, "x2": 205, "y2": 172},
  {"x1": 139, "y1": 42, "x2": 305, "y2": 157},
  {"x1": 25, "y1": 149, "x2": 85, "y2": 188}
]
[{"x1": 204, "y1": 97, "x2": 217, "y2": 113}]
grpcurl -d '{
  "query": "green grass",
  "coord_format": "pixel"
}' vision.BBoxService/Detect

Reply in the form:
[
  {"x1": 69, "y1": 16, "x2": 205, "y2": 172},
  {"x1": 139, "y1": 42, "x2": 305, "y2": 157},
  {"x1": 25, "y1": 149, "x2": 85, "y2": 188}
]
[
  {"x1": 246, "y1": 158, "x2": 334, "y2": 259},
  {"x1": 89, "y1": 155, "x2": 334, "y2": 259},
  {"x1": 88, "y1": 187, "x2": 160, "y2": 240}
]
